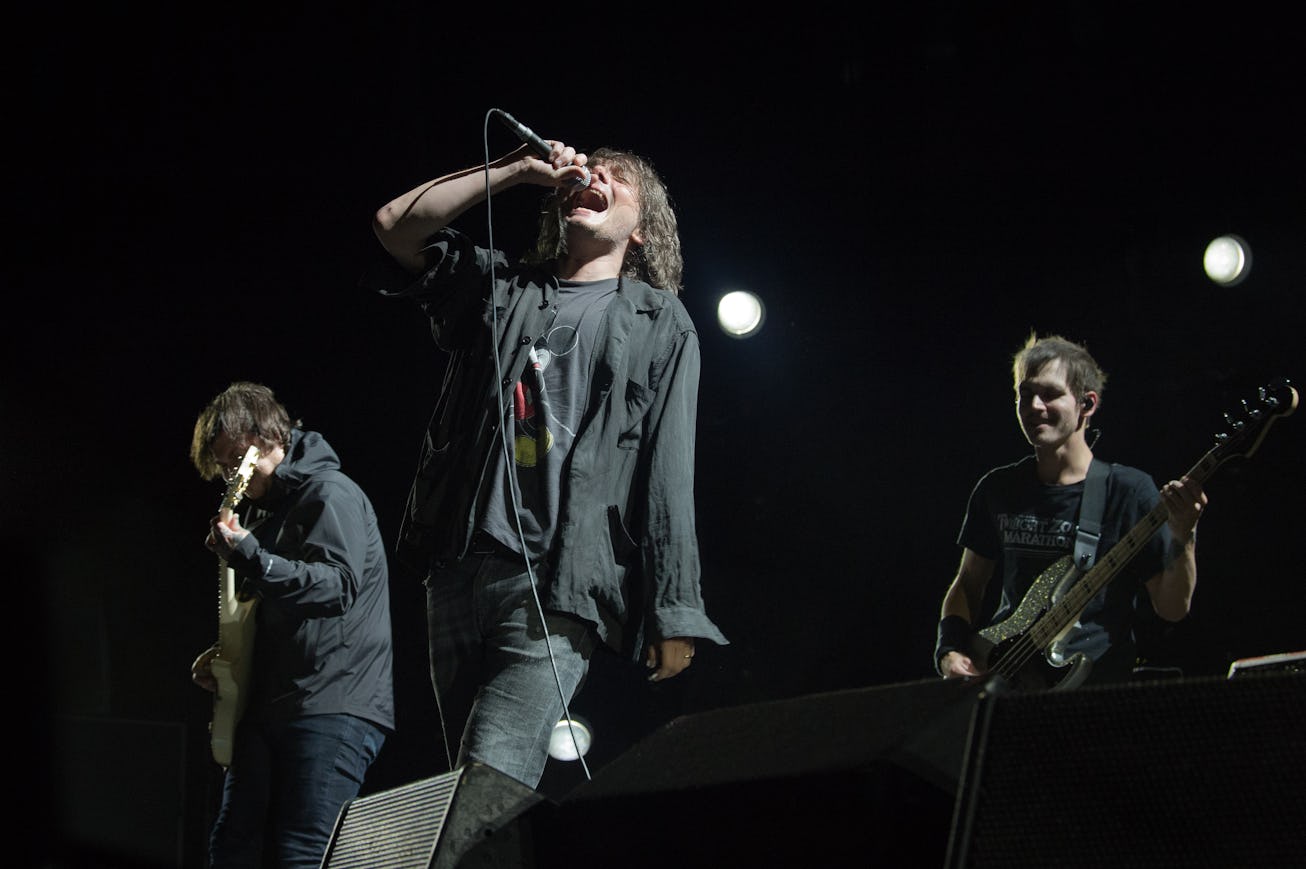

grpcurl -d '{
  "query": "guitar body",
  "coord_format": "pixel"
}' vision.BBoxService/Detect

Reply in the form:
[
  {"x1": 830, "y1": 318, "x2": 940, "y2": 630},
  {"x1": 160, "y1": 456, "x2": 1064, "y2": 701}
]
[
  {"x1": 975, "y1": 555, "x2": 1093, "y2": 692},
  {"x1": 211, "y1": 563, "x2": 258, "y2": 768}
]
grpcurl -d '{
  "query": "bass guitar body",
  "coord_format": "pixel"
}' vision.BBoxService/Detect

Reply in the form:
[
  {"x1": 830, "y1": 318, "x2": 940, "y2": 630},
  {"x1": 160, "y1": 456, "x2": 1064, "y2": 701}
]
[{"x1": 973, "y1": 555, "x2": 1093, "y2": 693}]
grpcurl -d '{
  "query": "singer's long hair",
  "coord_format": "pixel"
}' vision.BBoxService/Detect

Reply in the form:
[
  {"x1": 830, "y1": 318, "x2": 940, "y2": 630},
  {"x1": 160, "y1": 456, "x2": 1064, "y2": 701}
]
[{"x1": 525, "y1": 147, "x2": 684, "y2": 295}]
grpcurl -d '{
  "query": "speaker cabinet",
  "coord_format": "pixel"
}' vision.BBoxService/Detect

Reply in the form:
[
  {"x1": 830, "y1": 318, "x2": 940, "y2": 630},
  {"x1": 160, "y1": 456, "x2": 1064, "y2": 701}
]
[
  {"x1": 946, "y1": 671, "x2": 1306, "y2": 869},
  {"x1": 321, "y1": 763, "x2": 542, "y2": 869},
  {"x1": 528, "y1": 677, "x2": 983, "y2": 866}
]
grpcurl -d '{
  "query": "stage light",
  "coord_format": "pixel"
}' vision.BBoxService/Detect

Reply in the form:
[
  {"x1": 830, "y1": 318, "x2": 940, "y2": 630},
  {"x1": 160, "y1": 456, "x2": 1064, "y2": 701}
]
[
  {"x1": 1203, "y1": 234, "x2": 1251, "y2": 287},
  {"x1": 548, "y1": 716, "x2": 592, "y2": 761},
  {"x1": 717, "y1": 290, "x2": 765, "y2": 338}
]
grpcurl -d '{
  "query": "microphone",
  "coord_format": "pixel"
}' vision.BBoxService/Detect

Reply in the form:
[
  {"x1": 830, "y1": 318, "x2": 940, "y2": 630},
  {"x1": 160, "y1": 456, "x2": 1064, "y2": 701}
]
[{"x1": 492, "y1": 108, "x2": 590, "y2": 188}]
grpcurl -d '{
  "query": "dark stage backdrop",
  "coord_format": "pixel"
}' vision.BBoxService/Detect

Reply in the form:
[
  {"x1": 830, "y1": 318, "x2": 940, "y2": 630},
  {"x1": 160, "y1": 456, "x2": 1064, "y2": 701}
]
[{"x1": 13, "y1": 5, "x2": 1305, "y2": 866}]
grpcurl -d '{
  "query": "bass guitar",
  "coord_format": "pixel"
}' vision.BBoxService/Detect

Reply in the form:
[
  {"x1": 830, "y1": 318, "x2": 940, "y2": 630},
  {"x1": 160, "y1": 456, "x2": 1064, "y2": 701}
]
[
  {"x1": 973, "y1": 379, "x2": 1297, "y2": 691},
  {"x1": 210, "y1": 445, "x2": 260, "y2": 768}
]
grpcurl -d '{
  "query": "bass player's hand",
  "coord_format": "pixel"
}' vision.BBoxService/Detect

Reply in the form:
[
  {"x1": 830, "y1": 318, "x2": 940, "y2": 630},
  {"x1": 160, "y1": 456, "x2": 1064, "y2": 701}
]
[{"x1": 940, "y1": 650, "x2": 985, "y2": 679}]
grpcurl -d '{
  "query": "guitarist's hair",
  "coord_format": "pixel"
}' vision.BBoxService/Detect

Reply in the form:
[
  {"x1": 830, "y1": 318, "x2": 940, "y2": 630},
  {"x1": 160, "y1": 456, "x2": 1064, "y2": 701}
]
[
  {"x1": 1012, "y1": 332, "x2": 1108, "y2": 407},
  {"x1": 190, "y1": 381, "x2": 300, "y2": 481}
]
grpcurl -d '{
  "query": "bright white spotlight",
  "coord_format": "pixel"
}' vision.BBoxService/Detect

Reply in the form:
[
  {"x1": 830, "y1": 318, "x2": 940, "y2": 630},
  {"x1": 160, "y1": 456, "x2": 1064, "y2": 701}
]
[
  {"x1": 717, "y1": 290, "x2": 765, "y2": 339},
  {"x1": 1203, "y1": 234, "x2": 1251, "y2": 287},
  {"x1": 547, "y1": 717, "x2": 592, "y2": 761}
]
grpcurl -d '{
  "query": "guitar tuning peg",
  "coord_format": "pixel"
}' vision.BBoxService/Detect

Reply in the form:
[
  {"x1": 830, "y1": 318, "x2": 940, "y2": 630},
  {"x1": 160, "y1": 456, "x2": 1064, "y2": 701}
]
[{"x1": 1242, "y1": 398, "x2": 1263, "y2": 421}]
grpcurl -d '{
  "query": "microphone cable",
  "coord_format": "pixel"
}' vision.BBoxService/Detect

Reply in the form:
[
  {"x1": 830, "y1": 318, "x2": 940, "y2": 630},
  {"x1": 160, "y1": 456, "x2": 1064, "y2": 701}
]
[{"x1": 476, "y1": 107, "x2": 593, "y2": 781}]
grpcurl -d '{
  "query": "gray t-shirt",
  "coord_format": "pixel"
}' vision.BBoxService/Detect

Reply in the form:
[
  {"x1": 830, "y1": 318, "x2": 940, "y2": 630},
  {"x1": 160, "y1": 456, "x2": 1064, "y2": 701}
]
[{"x1": 478, "y1": 277, "x2": 619, "y2": 560}]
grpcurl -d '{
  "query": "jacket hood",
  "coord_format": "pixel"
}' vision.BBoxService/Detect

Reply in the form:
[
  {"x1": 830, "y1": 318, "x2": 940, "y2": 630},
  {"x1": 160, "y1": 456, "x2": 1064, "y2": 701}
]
[{"x1": 264, "y1": 429, "x2": 340, "y2": 504}]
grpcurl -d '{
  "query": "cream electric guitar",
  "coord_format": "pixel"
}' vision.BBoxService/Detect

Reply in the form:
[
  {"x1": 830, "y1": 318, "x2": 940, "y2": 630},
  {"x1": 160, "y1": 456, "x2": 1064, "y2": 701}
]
[{"x1": 210, "y1": 445, "x2": 260, "y2": 768}]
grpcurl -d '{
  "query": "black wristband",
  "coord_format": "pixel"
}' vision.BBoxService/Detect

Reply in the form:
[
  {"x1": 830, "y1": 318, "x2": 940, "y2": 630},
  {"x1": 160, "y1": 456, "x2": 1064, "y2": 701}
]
[{"x1": 934, "y1": 615, "x2": 973, "y2": 674}]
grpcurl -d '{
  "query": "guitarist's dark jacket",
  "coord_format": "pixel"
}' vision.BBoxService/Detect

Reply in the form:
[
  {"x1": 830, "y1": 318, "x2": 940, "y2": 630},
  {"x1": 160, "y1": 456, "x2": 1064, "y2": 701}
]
[{"x1": 224, "y1": 428, "x2": 396, "y2": 732}]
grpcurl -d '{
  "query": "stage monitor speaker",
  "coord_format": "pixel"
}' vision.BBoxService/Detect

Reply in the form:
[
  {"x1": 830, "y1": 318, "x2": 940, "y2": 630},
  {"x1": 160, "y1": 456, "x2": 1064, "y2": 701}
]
[
  {"x1": 321, "y1": 762, "x2": 543, "y2": 869},
  {"x1": 946, "y1": 671, "x2": 1306, "y2": 869},
  {"x1": 527, "y1": 677, "x2": 984, "y2": 867},
  {"x1": 1227, "y1": 649, "x2": 1306, "y2": 677}
]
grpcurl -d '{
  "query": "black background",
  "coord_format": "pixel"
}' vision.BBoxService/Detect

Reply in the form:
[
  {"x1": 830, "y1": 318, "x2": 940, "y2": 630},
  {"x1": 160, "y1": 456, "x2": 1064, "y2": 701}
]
[{"x1": 13, "y1": 3, "x2": 1306, "y2": 865}]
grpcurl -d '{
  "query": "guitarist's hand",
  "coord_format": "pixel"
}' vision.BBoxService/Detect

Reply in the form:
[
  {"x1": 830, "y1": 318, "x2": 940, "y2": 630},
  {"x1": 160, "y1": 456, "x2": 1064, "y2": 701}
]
[
  {"x1": 191, "y1": 644, "x2": 219, "y2": 693},
  {"x1": 940, "y1": 651, "x2": 985, "y2": 679},
  {"x1": 206, "y1": 513, "x2": 251, "y2": 560}
]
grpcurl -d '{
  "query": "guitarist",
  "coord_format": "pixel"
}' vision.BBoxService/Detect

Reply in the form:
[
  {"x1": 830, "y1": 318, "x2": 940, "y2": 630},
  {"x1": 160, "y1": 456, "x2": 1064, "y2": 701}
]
[
  {"x1": 188, "y1": 382, "x2": 395, "y2": 869},
  {"x1": 935, "y1": 333, "x2": 1207, "y2": 687}
]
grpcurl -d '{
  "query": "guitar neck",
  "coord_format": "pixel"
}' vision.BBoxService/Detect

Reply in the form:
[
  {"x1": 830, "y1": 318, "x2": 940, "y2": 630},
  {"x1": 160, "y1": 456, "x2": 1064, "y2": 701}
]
[
  {"x1": 216, "y1": 497, "x2": 241, "y2": 629},
  {"x1": 217, "y1": 557, "x2": 231, "y2": 640},
  {"x1": 1031, "y1": 448, "x2": 1220, "y2": 646}
]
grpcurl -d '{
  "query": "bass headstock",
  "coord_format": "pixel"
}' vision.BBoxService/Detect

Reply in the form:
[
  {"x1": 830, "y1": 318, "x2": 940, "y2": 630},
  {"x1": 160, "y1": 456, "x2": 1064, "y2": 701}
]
[{"x1": 1212, "y1": 378, "x2": 1298, "y2": 464}]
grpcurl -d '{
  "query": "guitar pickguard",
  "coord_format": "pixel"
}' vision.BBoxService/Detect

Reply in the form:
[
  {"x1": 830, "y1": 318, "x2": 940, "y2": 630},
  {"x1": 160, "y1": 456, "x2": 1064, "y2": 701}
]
[
  {"x1": 980, "y1": 555, "x2": 1078, "y2": 646},
  {"x1": 975, "y1": 555, "x2": 1093, "y2": 691}
]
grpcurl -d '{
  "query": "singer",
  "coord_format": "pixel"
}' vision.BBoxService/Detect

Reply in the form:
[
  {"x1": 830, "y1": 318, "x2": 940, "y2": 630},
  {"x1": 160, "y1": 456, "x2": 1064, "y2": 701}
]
[{"x1": 366, "y1": 122, "x2": 728, "y2": 791}]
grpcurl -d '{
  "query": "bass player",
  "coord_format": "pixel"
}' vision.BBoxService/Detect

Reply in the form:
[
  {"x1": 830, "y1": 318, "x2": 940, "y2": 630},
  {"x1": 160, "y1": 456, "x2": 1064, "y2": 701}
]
[{"x1": 935, "y1": 333, "x2": 1207, "y2": 687}]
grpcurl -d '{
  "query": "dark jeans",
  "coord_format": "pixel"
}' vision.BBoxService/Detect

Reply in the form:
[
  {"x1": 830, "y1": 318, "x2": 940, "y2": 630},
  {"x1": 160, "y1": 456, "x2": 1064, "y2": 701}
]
[
  {"x1": 209, "y1": 713, "x2": 386, "y2": 869},
  {"x1": 426, "y1": 550, "x2": 595, "y2": 788}
]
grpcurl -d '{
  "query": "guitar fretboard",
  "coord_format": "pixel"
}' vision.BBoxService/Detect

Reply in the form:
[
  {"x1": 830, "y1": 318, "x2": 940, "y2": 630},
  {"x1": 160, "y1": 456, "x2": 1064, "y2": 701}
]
[{"x1": 1026, "y1": 448, "x2": 1221, "y2": 649}]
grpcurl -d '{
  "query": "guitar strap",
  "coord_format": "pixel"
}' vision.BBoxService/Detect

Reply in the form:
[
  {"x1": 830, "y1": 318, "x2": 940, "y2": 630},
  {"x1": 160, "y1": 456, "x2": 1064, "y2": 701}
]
[{"x1": 1073, "y1": 459, "x2": 1111, "y2": 569}]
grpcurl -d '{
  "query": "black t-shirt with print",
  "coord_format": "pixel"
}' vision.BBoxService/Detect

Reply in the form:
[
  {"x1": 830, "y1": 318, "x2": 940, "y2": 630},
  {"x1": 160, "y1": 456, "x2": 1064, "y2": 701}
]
[{"x1": 958, "y1": 455, "x2": 1171, "y2": 680}]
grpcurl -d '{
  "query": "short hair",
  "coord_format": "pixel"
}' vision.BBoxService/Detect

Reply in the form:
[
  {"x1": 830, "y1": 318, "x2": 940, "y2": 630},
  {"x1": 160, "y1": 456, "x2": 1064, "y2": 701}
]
[
  {"x1": 525, "y1": 147, "x2": 684, "y2": 294},
  {"x1": 1012, "y1": 332, "x2": 1108, "y2": 406},
  {"x1": 190, "y1": 381, "x2": 298, "y2": 481}
]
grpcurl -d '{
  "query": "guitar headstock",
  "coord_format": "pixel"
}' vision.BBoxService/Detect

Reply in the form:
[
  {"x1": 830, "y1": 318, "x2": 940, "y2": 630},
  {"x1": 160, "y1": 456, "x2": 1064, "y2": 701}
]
[
  {"x1": 1212, "y1": 378, "x2": 1298, "y2": 464},
  {"x1": 219, "y1": 445, "x2": 261, "y2": 514}
]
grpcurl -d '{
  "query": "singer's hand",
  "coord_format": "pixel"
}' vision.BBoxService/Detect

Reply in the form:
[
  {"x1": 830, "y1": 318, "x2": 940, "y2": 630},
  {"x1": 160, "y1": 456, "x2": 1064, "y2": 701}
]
[
  {"x1": 645, "y1": 637, "x2": 695, "y2": 682},
  {"x1": 516, "y1": 140, "x2": 589, "y2": 189}
]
